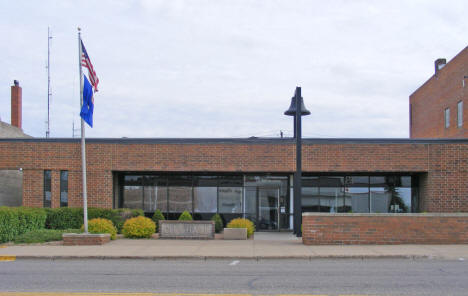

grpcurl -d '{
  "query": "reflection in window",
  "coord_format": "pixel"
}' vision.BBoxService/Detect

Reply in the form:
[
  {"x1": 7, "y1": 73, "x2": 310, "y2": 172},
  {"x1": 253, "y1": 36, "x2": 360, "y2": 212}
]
[
  {"x1": 44, "y1": 170, "x2": 51, "y2": 208},
  {"x1": 60, "y1": 171, "x2": 68, "y2": 207},
  {"x1": 194, "y1": 187, "x2": 217, "y2": 213},
  {"x1": 144, "y1": 186, "x2": 168, "y2": 212},
  {"x1": 123, "y1": 185, "x2": 142, "y2": 209},
  {"x1": 218, "y1": 187, "x2": 242, "y2": 213},
  {"x1": 346, "y1": 187, "x2": 369, "y2": 213},
  {"x1": 168, "y1": 187, "x2": 192, "y2": 213}
]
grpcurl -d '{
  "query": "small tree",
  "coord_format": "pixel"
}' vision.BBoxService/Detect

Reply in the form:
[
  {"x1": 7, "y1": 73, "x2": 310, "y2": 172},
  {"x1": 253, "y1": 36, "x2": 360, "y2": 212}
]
[
  {"x1": 211, "y1": 214, "x2": 223, "y2": 233},
  {"x1": 152, "y1": 209, "x2": 165, "y2": 232},
  {"x1": 178, "y1": 210, "x2": 193, "y2": 221}
]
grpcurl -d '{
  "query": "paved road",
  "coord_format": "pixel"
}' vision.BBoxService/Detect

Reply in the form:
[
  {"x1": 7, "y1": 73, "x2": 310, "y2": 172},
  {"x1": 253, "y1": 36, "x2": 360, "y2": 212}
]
[{"x1": 0, "y1": 259, "x2": 467, "y2": 295}]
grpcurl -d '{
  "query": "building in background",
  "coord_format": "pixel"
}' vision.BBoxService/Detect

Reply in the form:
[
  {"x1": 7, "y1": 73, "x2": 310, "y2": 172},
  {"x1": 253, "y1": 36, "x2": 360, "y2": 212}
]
[
  {"x1": 0, "y1": 81, "x2": 31, "y2": 207},
  {"x1": 410, "y1": 46, "x2": 468, "y2": 138}
]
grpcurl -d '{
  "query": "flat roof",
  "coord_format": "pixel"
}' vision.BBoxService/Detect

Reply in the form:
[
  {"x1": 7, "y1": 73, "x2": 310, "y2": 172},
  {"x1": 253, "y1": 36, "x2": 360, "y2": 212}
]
[{"x1": 1, "y1": 137, "x2": 468, "y2": 144}]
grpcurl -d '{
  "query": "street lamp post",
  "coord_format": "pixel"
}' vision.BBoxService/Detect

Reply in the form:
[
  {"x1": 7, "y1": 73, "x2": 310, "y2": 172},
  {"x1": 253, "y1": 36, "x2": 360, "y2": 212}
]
[{"x1": 284, "y1": 86, "x2": 310, "y2": 236}]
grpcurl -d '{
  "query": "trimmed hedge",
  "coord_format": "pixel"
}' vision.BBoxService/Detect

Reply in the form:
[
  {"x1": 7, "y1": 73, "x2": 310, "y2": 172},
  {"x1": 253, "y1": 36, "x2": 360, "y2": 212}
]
[
  {"x1": 227, "y1": 218, "x2": 255, "y2": 238},
  {"x1": 0, "y1": 207, "x2": 47, "y2": 243},
  {"x1": 45, "y1": 207, "x2": 143, "y2": 233},
  {"x1": 122, "y1": 216, "x2": 156, "y2": 238}
]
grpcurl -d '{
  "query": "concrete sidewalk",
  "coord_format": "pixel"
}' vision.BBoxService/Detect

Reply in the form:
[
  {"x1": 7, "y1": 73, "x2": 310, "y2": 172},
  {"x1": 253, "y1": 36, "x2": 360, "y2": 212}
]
[{"x1": 1, "y1": 232, "x2": 467, "y2": 260}]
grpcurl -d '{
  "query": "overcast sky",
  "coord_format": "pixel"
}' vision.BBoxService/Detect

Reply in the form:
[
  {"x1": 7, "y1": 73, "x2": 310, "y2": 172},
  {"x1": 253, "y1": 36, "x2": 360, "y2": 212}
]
[{"x1": 0, "y1": 0, "x2": 466, "y2": 139}]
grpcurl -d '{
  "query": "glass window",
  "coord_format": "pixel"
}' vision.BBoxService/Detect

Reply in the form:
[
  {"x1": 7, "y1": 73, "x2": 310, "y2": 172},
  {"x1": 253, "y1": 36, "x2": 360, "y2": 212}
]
[
  {"x1": 143, "y1": 186, "x2": 168, "y2": 212},
  {"x1": 123, "y1": 175, "x2": 143, "y2": 209},
  {"x1": 194, "y1": 187, "x2": 217, "y2": 213},
  {"x1": 168, "y1": 187, "x2": 192, "y2": 213},
  {"x1": 346, "y1": 187, "x2": 369, "y2": 213},
  {"x1": 321, "y1": 186, "x2": 345, "y2": 213},
  {"x1": 218, "y1": 175, "x2": 243, "y2": 187},
  {"x1": 44, "y1": 170, "x2": 51, "y2": 208},
  {"x1": 193, "y1": 176, "x2": 218, "y2": 187},
  {"x1": 60, "y1": 171, "x2": 68, "y2": 207},
  {"x1": 168, "y1": 175, "x2": 192, "y2": 186},
  {"x1": 458, "y1": 101, "x2": 463, "y2": 127},
  {"x1": 244, "y1": 186, "x2": 257, "y2": 224},
  {"x1": 302, "y1": 186, "x2": 320, "y2": 212},
  {"x1": 445, "y1": 108, "x2": 450, "y2": 128},
  {"x1": 123, "y1": 185, "x2": 143, "y2": 209},
  {"x1": 218, "y1": 187, "x2": 242, "y2": 213}
]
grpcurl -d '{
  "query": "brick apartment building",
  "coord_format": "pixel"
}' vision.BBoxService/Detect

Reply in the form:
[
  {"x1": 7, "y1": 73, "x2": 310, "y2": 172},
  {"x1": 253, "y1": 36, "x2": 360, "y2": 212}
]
[
  {"x1": 410, "y1": 46, "x2": 468, "y2": 138},
  {"x1": 1, "y1": 47, "x2": 468, "y2": 233}
]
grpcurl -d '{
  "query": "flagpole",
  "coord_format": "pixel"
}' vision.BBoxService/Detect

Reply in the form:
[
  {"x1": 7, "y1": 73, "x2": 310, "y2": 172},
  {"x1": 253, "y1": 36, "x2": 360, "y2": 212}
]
[{"x1": 78, "y1": 27, "x2": 88, "y2": 233}]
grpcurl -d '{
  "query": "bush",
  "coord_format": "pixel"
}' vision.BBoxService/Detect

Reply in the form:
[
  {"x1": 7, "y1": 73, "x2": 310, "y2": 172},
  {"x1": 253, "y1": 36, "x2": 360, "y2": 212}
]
[
  {"x1": 45, "y1": 207, "x2": 144, "y2": 233},
  {"x1": 46, "y1": 207, "x2": 83, "y2": 230},
  {"x1": 81, "y1": 218, "x2": 117, "y2": 240},
  {"x1": 13, "y1": 228, "x2": 82, "y2": 244},
  {"x1": 112, "y1": 208, "x2": 144, "y2": 233},
  {"x1": 226, "y1": 218, "x2": 255, "y2": 238},
  {"x1": 152, "y1": 209, "x2": 165, "y2": 232},
  {"x1": 178, "y1": 210, "x2": 193, "y2": 221},
  {"x1": 0, "y1": 207, "x2": 47, "y2": 243},
  {"x1": 122, "y1": 216, "x2": 155, "y2": 239},
  {"x1": 211, "y1": 214, "x2": 223, "y2": 233}
]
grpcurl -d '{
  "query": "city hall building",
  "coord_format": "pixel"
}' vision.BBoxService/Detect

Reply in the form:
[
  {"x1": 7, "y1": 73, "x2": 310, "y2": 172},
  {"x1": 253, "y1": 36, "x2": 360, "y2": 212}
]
[{"x1": 1, "y1": 46, "x2": 467, "y2": 234}]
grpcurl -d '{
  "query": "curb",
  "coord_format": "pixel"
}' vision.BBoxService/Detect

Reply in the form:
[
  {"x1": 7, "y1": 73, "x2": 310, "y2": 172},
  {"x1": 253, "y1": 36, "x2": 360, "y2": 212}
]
[{"x1": 8, "y1": 254, "x2": 438, "y2": 261}]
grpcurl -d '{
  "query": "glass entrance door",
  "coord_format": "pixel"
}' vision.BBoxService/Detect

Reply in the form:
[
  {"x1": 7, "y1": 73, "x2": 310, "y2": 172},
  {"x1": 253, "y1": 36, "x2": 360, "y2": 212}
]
[{"x1": 257, "y1": 187, "x2": 279, "y2": 231}]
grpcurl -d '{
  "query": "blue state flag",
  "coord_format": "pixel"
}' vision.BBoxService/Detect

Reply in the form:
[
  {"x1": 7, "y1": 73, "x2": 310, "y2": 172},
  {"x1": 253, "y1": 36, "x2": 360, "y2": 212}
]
[{"x1": 80, "y1": 75, "x2": 94, "y2": 127}]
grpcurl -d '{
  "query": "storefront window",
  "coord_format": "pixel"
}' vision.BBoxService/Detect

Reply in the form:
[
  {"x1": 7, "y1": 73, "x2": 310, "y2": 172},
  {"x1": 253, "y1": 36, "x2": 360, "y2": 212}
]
[{"x1": 218, "y1": 187, "x2": 242, "y2": 213}]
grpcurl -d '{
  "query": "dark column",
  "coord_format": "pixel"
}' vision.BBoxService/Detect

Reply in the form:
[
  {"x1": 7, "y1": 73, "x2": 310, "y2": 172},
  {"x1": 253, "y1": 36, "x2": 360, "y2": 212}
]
[{"x1": 293, "y1": 87, "x2": 302, "y2": 236}]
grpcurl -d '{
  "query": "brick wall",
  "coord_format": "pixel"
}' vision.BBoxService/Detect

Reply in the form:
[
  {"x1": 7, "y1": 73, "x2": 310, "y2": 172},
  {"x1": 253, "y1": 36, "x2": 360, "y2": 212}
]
[
  {"x1": 302, "y1": 213, "x2": 468, "y2": 245},
  {"x1": 0, "y1": 139, "x2": 467, "y2": 212},
  {"x1": 410, "y1": 46, "x2": 468, "y2": 138}
]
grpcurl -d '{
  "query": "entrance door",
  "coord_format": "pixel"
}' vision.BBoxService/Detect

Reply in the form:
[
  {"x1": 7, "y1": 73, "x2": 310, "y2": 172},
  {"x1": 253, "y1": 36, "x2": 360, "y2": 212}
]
[{"x1": 257, "y1": 187, "x2": 279, "y2": 231}]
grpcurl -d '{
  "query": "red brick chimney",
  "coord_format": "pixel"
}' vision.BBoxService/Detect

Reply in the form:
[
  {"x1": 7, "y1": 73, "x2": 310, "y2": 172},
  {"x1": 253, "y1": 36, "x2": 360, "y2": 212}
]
[{"x1": 11, "y1": 80, "x2": 22, "y2": 129}]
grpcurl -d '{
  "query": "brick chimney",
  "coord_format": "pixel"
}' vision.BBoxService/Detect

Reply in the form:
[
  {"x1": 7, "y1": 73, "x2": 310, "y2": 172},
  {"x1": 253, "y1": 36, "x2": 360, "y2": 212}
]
[{"x1": 11, "y1": 80, "x2": 22, "y2": 129}]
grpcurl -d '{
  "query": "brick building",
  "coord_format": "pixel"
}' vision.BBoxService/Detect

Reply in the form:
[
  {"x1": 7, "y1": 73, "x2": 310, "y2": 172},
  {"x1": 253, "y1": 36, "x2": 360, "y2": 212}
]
[
  {"x1": 410, "y1": 46, "x2": 468, "y2": 138},
  {"x1": 1, "y1": 137, "x2": 467, "y2": 230}
]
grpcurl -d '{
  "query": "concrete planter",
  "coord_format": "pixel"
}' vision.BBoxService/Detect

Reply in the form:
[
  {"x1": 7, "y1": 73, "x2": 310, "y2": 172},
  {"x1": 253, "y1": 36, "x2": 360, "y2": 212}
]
[
  {"x1": 223, "y1": 227, "x2": 247, "y2": 240},
  {"x1": 159, "y1": 220, "x2": 215, "y2": 239}
]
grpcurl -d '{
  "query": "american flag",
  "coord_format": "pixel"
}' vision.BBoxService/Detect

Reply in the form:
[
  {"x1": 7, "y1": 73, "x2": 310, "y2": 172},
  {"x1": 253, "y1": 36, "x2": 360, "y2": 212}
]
[{"x1": 81, "y1": 40, "x2": 99, "y2": 92}]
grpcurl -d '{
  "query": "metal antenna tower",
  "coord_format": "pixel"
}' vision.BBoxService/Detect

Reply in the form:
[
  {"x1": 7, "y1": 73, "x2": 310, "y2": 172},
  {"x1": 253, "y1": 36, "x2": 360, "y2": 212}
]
[
  {"x1": 46, "y1": 27, "x2": 53, "y2": 138},
  {"x1": 72, "y1": 116, "x2": 80, "y2": 138}
]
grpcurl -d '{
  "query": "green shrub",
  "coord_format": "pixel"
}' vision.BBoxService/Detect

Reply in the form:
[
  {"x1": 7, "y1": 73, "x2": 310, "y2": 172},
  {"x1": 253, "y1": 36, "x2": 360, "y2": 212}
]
[
  {"x1": 122, "y1": 216, "x2": 155, "y2": 239},
  {"x1": 0, "y1": 207, "x2": 47, "y2": 243},
  {"x1": 211, "y1": 214, "x2": 223, "y2": 233},
  {"x1": 82, "y1": 218, "x2": 117, "y2": 240},
  {"x1": 178, "y1": 210, "x2": 193, "y2": 221},
  {"x1": 46, "y1": 207, "x2": 83, "y2": 229},
  {"x1": 152, "y1": 209, "x2": 165, "y2": 232},
  {"x1": 227, "y1": 218, "x2": 255, "y2": 238},
  {"x1": 112, "y1": 208, "x2": 144, "y2": 233},
  {"x1": 45, "y1": 207, "x2": 143, "y2": 233},
  {"x1": 13, "y1": 228, "x2": 82, "y2": 244}
]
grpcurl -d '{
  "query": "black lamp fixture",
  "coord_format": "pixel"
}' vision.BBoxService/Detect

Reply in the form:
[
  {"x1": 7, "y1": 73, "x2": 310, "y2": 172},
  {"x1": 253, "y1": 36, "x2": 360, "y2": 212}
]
[{"x1": 284, "y1": 86, "x2": 310, "y2": 236}]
